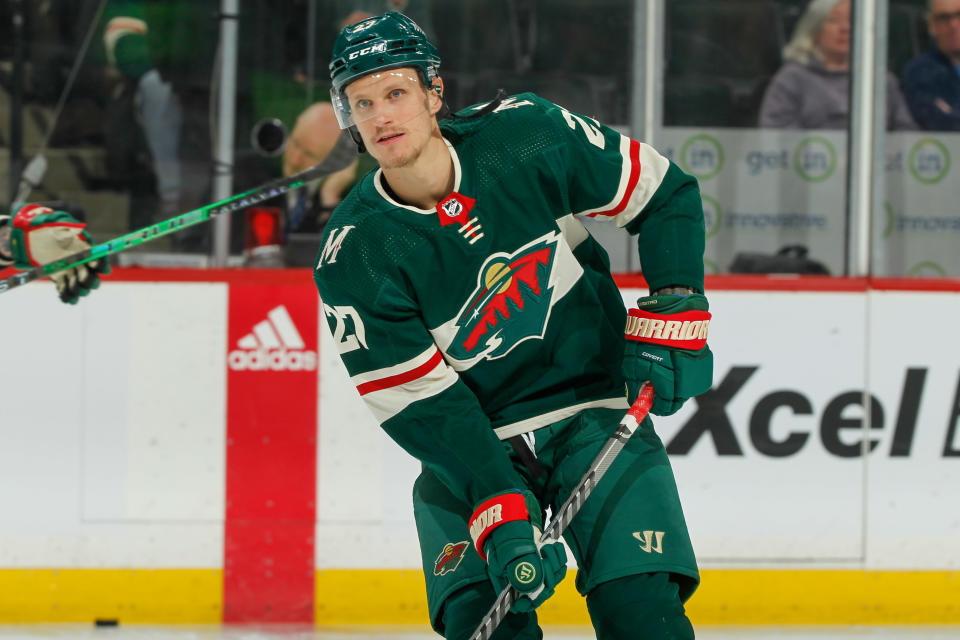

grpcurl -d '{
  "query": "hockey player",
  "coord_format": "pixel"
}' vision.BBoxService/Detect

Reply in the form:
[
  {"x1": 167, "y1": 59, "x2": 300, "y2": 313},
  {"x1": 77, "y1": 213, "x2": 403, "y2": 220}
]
[{"x1": 315, "y1": 12, "x2": 713, "y2": 640}]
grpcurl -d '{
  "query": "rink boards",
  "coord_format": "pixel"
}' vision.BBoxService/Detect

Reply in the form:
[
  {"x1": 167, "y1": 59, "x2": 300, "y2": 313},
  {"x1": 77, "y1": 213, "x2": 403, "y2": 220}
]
[{"x1": 0, "y1": 270, "x2": 958, "y2": 625}]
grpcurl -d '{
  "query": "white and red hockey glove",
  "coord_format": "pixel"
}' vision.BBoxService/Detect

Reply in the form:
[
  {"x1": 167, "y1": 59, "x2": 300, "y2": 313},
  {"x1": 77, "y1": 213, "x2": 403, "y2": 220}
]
[
  {"x1": 469, "y1": 489, "x2": 567, "y2": 613},
  {"x1": 8, "y1": 203, "x2": 110, "y2": 304},
  {"x1": 623, "y1": 289, "x2": 713, "y2": 416}
]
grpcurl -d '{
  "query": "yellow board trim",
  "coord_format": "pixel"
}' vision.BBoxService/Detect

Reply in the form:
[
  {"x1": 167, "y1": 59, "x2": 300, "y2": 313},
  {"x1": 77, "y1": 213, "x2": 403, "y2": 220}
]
[
  {"x1": 2, "y1": 568, "x2": 959, "y2": 625},
  {"x1": 314, "y1": 569, "x2": 960, "y2": 626},
  {"x1": 0, "y1": 569, "x2": 221, "y2": 624}
]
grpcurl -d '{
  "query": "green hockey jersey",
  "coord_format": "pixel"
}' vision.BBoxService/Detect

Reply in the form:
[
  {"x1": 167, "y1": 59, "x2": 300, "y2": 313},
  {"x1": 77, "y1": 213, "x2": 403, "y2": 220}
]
[{"x1": 314, "y1": 93, "x2": 705, "y2": 504}]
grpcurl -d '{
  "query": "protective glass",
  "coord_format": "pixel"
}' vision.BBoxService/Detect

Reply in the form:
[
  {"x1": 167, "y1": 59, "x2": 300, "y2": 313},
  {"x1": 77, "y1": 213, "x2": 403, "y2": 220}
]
[{"x1": 330, "y1": 69, "x2": 432, "y2": 130}]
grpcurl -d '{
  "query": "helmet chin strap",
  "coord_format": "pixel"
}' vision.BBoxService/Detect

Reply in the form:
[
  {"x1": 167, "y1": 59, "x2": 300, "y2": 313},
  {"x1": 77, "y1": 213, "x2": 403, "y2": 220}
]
[{"x1": 348, "y1": 126, "x2": 366, "y2": 154}]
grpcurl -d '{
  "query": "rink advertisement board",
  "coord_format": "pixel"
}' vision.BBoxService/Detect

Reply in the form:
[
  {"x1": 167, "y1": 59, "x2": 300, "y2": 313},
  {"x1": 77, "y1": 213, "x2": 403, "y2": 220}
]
[
  {"x1": 224, "y1": 283, "x2": 319, "y2": 622},
  {"x1": 659, "y1": 130, "x2": 960, "y2": 278},
  {"x1": 576, "y1": 131, "x2": 960, "y2": 277},
  {"x1": 0, "y1": 271, "x2": 959, "y2": 624},
  {"x1": 656, "y1": 287, "x2": 960, "y2": 565}
]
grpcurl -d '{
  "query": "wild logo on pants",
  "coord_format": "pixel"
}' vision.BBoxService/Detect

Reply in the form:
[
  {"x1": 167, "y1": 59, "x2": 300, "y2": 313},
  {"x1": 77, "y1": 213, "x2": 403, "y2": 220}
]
[{"x1": 434, "y1": 541, "x2": 471, "y2": 576}]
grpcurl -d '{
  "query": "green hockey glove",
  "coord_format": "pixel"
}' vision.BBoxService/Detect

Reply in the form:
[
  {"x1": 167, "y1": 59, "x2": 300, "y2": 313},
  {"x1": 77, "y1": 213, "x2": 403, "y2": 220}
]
[
  {"x1": 9, "y1": 203, "x2": 110, "y2": 304},
  {"x1": 469, "y1": 490, "x2": 567, "y2": 613},
  {"x1": 623, "y1": 291, "x2": 714, "y2": 416}
]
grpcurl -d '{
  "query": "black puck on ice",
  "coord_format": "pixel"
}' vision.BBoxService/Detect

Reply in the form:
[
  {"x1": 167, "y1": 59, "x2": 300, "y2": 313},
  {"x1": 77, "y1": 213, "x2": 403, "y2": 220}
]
[{"x1": 94, "y1": 618, "x2": 119, "y2": 627}]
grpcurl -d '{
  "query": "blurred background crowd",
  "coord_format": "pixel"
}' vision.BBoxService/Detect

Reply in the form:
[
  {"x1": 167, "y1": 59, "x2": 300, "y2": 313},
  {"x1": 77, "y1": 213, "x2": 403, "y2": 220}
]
[{"x1": 0, "y1": 0, "x2": 956, "y2": 274}]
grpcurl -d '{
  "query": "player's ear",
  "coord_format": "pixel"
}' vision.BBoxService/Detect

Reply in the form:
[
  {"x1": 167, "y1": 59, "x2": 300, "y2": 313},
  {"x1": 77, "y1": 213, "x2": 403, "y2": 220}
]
[{"x1": 428, "y1": 78, "x2": 444, "y2": 114}]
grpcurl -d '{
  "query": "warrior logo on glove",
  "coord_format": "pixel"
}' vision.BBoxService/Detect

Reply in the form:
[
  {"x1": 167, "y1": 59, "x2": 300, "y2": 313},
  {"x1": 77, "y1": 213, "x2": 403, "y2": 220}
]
[
  {"x1": 468, "y1": 490, "x2": 568, "y2": 613},
  {"x1": 625, "y1": 308, "x2": 710, "y2": 348},
  {"x1": 622, "y1": 292, "x2": 714, "y2": 416},
  {"x1": 515, "y1": 561, "x2": 537, "y2": 584}
]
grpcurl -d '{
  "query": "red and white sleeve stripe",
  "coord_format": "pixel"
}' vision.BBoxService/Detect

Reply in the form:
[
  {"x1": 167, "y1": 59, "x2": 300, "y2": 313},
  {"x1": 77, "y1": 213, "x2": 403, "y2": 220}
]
[
  {"x1": 575, "y1": 134, "x2": 671, "y2": 228},
  {"x1": 351, "y1": 346, "x2": 459, "y2": 422}
]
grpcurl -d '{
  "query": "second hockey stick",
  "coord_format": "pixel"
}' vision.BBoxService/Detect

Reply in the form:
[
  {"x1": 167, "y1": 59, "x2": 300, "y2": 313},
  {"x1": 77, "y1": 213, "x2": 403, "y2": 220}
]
[
  {"x1": 0, "y1": 131, "x2": 356, "y2": 297},
  {"x1": 469, "y1": 382, "x2": 656, "y2": 640}
]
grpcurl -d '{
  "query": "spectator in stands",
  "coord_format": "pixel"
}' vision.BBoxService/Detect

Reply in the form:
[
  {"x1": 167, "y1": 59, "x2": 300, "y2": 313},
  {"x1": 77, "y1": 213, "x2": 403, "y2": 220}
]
[
  {"x1": 901, "y1": 0, "x2": 960, "y2": 130},
  {"x1": 241, "y1": 101, "x2": 358, "y2": 267},
  {"x1": 282, "y1": 101, "x2": 358, "y2": 235},
  {"x1": 759, "y1": 0, "x2": 916, "y2": 130},
  {"x1": 103, "y1": 16, "x2": 183, "y2": 227}
]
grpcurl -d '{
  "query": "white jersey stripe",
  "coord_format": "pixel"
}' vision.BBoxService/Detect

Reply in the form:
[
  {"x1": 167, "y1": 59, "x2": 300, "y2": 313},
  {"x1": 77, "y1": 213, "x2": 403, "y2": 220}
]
[
  {"x1": 573, "y1": 134, "x2": 671, "y2": 228},
  {"x1": 350, "y1": 346, "x2": 441, "y2": 387},
  {"x1": 493, "y1": 397, "x2": 629, "y2": 440},
  {"x1": 574, "y1": 134, "x2": 633, "y2": 218},
  {"x1": 360, "y1": 356, "x2": 460, "y2": 423},
  {"x1": 269, "y1": 305, "x2": 305, "y2": 349},
  {"x1": 556, "y1": 214, "x2": 590, "y2": 251}
]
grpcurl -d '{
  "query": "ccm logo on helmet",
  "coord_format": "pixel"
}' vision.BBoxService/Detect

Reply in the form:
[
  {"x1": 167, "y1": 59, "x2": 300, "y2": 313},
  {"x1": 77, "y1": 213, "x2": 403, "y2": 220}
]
[{"x1": 348, "y1": 42, "x2": 388, "y2": 60}]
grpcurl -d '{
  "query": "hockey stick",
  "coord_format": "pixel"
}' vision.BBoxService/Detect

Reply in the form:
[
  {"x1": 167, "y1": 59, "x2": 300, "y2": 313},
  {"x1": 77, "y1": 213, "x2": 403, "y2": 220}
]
[
  {"x1": 0, "y1": 131, "x2": 356, "y2": 296},
  {"x1": 469, "y1": 382, "x2": 656, "y2": 640}
]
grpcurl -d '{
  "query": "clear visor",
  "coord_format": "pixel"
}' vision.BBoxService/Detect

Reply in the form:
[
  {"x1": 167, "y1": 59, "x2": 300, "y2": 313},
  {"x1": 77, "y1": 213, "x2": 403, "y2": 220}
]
[{"x1": 331, "y1": 69, "x2": 432, "y2": 130}]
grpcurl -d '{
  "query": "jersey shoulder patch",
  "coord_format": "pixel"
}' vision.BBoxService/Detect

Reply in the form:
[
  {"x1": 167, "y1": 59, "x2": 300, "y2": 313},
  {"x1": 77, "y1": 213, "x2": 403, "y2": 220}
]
[
  {"x1": 314, "y1": 175, "x2": 430, "y2": 291},
  {"x1": 313, "y1": 173, "x2": 384, "y2": 270}
]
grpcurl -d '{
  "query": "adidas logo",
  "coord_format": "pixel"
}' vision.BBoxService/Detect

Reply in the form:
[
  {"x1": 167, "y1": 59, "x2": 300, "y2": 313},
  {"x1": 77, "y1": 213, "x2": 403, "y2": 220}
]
[{"x1": 228, "y1": 305, "x2": 318, "y2": 372}]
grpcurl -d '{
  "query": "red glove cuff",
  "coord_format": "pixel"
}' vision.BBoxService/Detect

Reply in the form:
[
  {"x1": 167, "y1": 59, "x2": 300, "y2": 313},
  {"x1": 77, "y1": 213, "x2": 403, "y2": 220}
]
[
  {"x1": 625, "y1": 308, "x2": 711, "y2": 350},
  {"x1": 13, "y1": 205, "x2": 55, "y2": 230},
  {"x1": 468, "y1": 492, "x2": 529, "y2": 562}
]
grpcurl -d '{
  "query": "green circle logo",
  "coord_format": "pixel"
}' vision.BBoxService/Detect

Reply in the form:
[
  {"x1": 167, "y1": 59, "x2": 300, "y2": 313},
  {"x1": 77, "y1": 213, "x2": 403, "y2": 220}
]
[
  {"x1": 701, "y1": 194, "x2": 723, "y2": 240},
  {"x1": 882, "y1": 201, "x2": 895, "y2": 239},
  {"x1": 906, "y1": 261, "x2": 947, "y2": 277},
  {"x1": 793, "y1": 137, "x2": 837, "y2": 182},
  {"x1": 908, "y1": 139, "x2": 951, "y2": 185},
  {"x1": 514, "y1": 562, "x2": 537, "y2": 585},
  {"x1": 679, "y1": 134, "x2": 724, "y2": 180}
]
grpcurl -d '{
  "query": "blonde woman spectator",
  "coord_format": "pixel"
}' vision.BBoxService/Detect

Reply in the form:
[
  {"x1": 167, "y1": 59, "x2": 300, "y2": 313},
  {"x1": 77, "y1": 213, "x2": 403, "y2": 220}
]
[{"x1": 759, "y1": 0, "x2": 917, "y2": 129}]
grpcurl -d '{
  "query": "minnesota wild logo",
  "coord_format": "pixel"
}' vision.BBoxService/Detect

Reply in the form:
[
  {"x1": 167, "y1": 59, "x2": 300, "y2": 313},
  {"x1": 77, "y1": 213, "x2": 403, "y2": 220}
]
[
  {"x1": 445, "y1": 233, "x2": 560, "y2": 363},
  {"x1": 433, "y1": 541, "x2": 470, "y2": 576}
]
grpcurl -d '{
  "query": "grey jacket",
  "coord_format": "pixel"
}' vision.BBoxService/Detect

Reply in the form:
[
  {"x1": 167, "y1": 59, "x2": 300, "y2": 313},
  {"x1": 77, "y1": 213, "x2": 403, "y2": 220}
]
[{"x1": 759, "y1": 61, "x2": 917, "y2": 130}]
